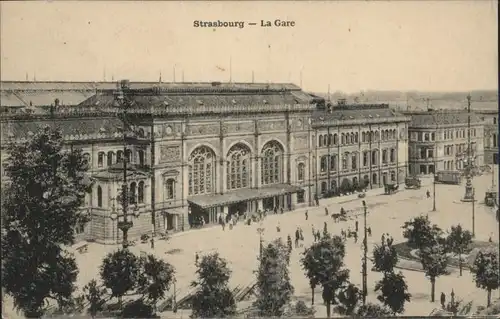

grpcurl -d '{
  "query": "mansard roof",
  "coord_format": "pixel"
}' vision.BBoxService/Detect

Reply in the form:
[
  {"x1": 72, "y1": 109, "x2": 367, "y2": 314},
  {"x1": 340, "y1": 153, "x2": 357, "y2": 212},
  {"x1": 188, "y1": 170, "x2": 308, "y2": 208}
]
[
  {"x1": 404, "y1": 110, "x2": 484, "y2": 127},
  {"x1": 0, "y1": 116, "x2": 122, "y2": 143},
  {"x1": 0, "y1": 81, "x2": 312, "y2": 108},
  {"x1": 311, "y1": 103, "x2": 409, "y2": 127}
]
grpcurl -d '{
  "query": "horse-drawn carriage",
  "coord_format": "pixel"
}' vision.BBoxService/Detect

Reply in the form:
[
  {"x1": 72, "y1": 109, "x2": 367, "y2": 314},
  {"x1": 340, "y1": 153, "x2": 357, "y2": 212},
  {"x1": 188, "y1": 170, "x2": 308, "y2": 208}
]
[
  {"x1": 405, "y1": 176, "x2": 421, "y2": 189},
  {"x1": 485, "y1": 189, "x2": 498, "y2": 207},
  {"x1": 384, "y1": 183, "x2": 399, "y2": 195}
]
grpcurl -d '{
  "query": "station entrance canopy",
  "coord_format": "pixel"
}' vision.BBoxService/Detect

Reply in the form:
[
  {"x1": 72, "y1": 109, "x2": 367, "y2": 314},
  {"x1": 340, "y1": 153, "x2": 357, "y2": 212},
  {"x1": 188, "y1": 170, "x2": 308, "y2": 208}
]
[{"x1": 187, "y1": 184, "x2": 302, "y2": 209}]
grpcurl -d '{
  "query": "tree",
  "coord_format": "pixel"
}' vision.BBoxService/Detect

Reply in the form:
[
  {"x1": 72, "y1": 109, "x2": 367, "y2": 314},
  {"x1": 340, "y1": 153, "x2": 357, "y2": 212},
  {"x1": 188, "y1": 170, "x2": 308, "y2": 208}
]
[
  {"x1": 254, "y1": 238, "x2": 294, "y2": 317},
  {"x1": 1, "y1": 126, "x2": 92, "y2": 317},
  {"x1": 374, "y1": 271, "x2": 411, "y2": 314},
  {"x1": 355, "y1": 302, "x2": 392, "y2": 317},
  {"x1": 337, "y1": 283, "x2": 362, "y2": 315},
  {"x1": 471, "y1": 250, "x2": 500, "y2": 307},
  {"x1": 420, "y1": 244, "x2": 449, "y2": 302},
  {"x1": 191, "y1": 252, "x2": 236, "y2": 318},
  {"x1": 401, "y1": 215, "x2": 442, "y2": 250},
  {"x1": 83, "y1": 279, "x2": 107, "y2": 319},
  {"x1": 301, "y1": 235, "x2": 349, "y2": 318},
  {"x1": 100, "y1": 249, "x2": 141, "y2": 307},
  {"x1": 446, "y1": 224, "x2": 473, "y2": 276},
  {"x1": 372, "y1": 238, "x2": 398, "y2": 273},
  {"x1": 137, "y1": 254, "x2": 175, "y2": 314}
]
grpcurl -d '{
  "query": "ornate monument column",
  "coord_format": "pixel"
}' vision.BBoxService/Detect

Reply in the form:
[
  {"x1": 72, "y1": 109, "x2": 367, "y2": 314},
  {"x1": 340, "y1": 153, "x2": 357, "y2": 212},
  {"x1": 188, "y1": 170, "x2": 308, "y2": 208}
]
[{"x1": 462, "y1": 94, "x2": 474, "y2": 202}]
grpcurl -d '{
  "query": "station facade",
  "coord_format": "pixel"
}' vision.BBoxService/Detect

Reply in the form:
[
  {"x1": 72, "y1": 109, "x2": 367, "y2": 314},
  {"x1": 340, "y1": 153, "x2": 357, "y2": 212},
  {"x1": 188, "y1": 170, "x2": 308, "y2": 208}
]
[{"x1": 2, "y1": 80, "x2": 410, "y2": 243}]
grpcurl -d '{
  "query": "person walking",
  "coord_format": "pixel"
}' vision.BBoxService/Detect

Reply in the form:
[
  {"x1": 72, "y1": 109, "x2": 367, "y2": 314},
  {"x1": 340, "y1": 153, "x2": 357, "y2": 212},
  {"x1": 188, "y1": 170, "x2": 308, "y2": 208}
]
[
  {"x1": 299, "y1": 227, "x2": 304, "y2": 242},
  {"x1": 426, "y1": 189, "x2": 431, "y2": 198},
  {"x1": 325, "y1": 207, "x2": 329, "y2": 216},
  {"x1": 287, "y1": 235, "x2": 293, "y2": 253},
  {"x1": 440, "y1": 292, "x2": 446, "y2": 308},
  {"x1": 312, "y1": 225, "x2": 316, "y2": 242},
  {"x1": 355, "y1": 220, "x2": 359, "y2": 233},
  {"x1": 295, "y1": 228, "x2": 300, "y2": 248},
  {"x1": 195, "y1": 252, "x2": 199, "y2": 266},
  {"x1": 305, "y1": 210, "x2": 309, "y2": 220}
]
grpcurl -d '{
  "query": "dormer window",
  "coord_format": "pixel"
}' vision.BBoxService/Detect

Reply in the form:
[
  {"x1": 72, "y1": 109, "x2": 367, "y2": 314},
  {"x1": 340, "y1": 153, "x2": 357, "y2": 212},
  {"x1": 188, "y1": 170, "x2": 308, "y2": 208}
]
[{"x1": 232, "y1": 99, "x2": 237, "y2": 104}]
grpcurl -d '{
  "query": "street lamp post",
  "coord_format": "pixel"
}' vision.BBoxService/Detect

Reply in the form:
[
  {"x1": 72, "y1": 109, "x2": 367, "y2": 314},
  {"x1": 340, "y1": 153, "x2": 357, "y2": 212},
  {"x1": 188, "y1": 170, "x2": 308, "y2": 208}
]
[
  {"x1": 462, "y1": 94, "x2": 474, "y2": 202},
  {"x1": 115, "y1": 81, "x2": 133, "y2": 249},
  {"x1": 257, "y1": 223, "x2": 265, "y2": 259},
  {"x1": 110, "y1": 200, "x2": 118, "y2": 244},
  {"x1": 432, "y1": 119, "x2": 437, "y2": 211},
  {"x1": 361, "y1": 200, "x2": 368, "y2": 305}
]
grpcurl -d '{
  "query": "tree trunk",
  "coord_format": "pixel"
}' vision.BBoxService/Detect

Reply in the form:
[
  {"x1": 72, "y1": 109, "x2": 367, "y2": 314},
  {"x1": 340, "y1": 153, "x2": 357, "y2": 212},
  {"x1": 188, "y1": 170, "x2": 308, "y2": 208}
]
[
  {"x1": 487, "y1": 289, "x2": 491, "y2": 307},
  {"x1": 458, "y1": 253, "x2": 462, "y2": 276},
  {"x1": 326, "y1": 300, "x2": 331, "y2": 318},
  {"x1": 311, "y1": 287, "x2": 315, "y2": 305},
  {"x1": 430, "y1": 277, "x2": 435, "y2": 302}
]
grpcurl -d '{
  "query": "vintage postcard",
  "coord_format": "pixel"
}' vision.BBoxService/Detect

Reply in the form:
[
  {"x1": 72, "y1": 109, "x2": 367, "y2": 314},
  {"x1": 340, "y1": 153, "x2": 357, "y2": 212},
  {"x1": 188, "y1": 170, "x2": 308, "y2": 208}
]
[{"x1": 1, "y1": 1, "x2": 498, "y2": 318}]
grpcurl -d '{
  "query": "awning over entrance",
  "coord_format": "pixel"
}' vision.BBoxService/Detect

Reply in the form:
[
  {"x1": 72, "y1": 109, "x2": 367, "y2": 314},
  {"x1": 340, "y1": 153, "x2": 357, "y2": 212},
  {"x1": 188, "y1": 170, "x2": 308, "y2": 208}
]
[{"x1": 187, "y1": 184, "x2": 303, "y2": 209}]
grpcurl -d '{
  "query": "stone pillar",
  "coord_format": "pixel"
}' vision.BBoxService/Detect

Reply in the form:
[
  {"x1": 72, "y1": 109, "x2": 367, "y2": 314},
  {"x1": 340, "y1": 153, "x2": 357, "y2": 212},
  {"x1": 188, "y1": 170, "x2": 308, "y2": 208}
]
[
  {"x1": 223, "y1": 206, "x2": 228, "y2": 219},
  {"x1": 221, "y1": 160, "x2": 227, "y2": 193},
  {"x1": 256, "y1": 157, "x2": 262, "y2": 188},
  {"x1": 291, "y1": 193, "x2": 297, "y2": 210}
]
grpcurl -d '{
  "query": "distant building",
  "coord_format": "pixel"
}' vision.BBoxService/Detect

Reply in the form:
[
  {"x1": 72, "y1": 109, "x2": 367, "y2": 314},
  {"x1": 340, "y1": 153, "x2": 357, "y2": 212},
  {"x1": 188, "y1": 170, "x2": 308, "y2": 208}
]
[
  {"x1": 476, "y1": 110, "x2": 498, "y2": 164},
  {"x1": 404, "y1": 110, "x2": 485, "y2": 175}
]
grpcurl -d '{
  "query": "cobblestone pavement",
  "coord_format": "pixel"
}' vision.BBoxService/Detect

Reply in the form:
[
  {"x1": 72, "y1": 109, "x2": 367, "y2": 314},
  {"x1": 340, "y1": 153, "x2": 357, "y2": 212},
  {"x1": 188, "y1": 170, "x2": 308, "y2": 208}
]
[{"x1": 2, "y1": 170, "x2": 499, "y2": 318}]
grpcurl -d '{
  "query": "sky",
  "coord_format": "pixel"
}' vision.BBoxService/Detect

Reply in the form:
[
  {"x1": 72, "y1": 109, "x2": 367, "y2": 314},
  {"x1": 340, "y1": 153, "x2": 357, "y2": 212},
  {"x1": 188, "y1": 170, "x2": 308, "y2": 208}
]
[{"x1": 0, "y1": 1, "x2": 498, "y2": 93}]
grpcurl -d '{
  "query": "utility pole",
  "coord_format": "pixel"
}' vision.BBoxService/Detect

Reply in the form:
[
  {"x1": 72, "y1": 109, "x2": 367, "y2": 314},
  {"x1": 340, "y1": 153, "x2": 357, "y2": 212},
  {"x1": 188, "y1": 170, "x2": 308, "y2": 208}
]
[
  {"x1": 115, "y1": 81, "x2": 133, "y2": 249},
  {"x1": 472, "y1": 189, "x2": 475, "y2": 237},
  {"x1": 433, "y1": 116, "x2": 437, "y2": 212},
  {"x1": 362, "y1": 200, "x2": 368, "y2": 305}
]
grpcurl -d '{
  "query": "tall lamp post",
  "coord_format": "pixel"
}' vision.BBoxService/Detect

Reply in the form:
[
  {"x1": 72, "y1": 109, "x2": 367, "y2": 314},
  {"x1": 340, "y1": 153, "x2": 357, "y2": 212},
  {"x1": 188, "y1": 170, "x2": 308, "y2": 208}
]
[
  {"x1": 462, "y1": 94, "x2": 475, "y2": 202},
  {"x1": 432, "y1": 118, "x2": 438, "y2": 212},
  {"x1": 361, "y1": 200, "x2": 368, "y2": 305},
  {"x1": 115, "y1": 81, "x2": 133, "y2": 249},
  {"x1": 110, "y1": 199, "x2": 118, "y2": 244}
]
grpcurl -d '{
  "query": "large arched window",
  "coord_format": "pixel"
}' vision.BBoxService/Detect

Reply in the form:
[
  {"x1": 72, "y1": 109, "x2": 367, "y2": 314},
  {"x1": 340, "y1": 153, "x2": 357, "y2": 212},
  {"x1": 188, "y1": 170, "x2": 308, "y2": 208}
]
[
  {"x1": 130, "y1": 182, "x2": 137, "y2": 204},
  {"x1": 327, "y1": 134, "x2": 332, "y2": 146},
  {"x1": 97, "y1": 186, "x2": 103, "y2": 207},
  {"x1": 98, "y1": 152, "x2": 105, "y2": 168},
  {"x1": 107, "y1": 151, "x2": 114, "y2": 166},
  {"x1": 227, "y1": 144, "x2": 251, "y2": 190},
  {"x1": 371, "y1": 150, "x2": 378, "y2": 166},
  {"x1": 382, "y1": 149, "x2": 388, "y2": 163},
  {"x1": 125, "y1": 149, "x2": 132, "y2": 163},
  {"x1": 138, "y1": 181, "x2": 145, "y2": 204},
  {"x1": 261, "y1": 141, "x2": 283, "y2": 185},
  {"x1": 320, "y1": 156, "x2": 328, "y2": 172},
  {"x1": 350, "y1": 133, "x2": 355, "y2": 144},
  {"x1": 362, "y1": 132, "x2": 366, "y2": 143},
  {"x1": 138, "y1": 150, "x2": 145, "y2": 166},
  {"x1": 390, "y1": 149, "x2": 396, "y2": 163},
  {"x1": 319, "y1": 135, "x2": 324, "y2": 147},
  {"x1": 342, "y1": 153, "x2": 349, "y2": 170},
  {"x1": 166, "y1": 179, "x2": 175, "y2": 199},
  {"x1": 333, "y1": 134, "x2": 338, "y2": 145},
  {"x1": 354, "y1": 132, "x2": 359, "y2": 143},
  {"x1": 189, "y1": 146, "x2": 215, "y2": 196},
  {"x1": 117, "y1": 150, "x2": 124, "y2": 163},
  {"x1": 297, "y1": 163, "x2": 305, "y2": 181},
  {"x1": 330, "y1": 155, "x2": 337, "y2": 171},
  {"x1": 351, "y1": 152, "x2": 357, "y2": 170}
]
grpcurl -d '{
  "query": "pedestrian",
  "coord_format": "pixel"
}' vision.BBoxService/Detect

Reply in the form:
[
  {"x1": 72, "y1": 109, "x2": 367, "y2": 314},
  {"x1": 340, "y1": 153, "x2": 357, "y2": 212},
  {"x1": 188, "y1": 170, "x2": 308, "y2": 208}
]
[
  {"x1": 353, "y1": 231, "x2": 358, "y2": 243},
  {"x1": 325, "y1": 207, "x2": 329, "y2": 216},
  {"x1": 323, "y1": 221, "x2": 328, "y2": 235},
  {"x1": 312, "y1": 225, "x2": 316, "y2": 241},
  {"x1": 316, "y1": 230, "x2": 321, "y2": 241},
  {"x1": 195, "y1": 252, "x2": 199, "y2": 266},
  {"x1": 295, "y1": 228, "x2": 300, "y2": 248},
  {"x1": 280, "y1": 207, "x2": 284, "y2": 214},
  {"x1": 340, "y1": 207, "x2": 346, "y2": 216},
  {"x1": 367, "y1": 226, "x2": 372, "y2": 236},
  {"x1": 381, "y1": 233, "x2": 385, "y2": 244},
  {"x1": 427, "y1": 190, "x2": 431, "y2": 198},
  {"x1": 355, "y1": 220, "x2": 359, "y2": 232},
  {"x1": 276, "y1": 222, "x2": 281, "y2": 232},
  {"x1": 314, "y1": 194, "x2": 319, "y2": 206},
  {"x1": 299, "y1": 228, "x2": 304, "y2": 242},
  {"x1": 440, "y1": 292, "x2": 446, "y2": 308},
  {"x1": 305, "y1": 210, "x2": 309, "y2": 220},
  {"x1": 274, "y1": 206, "x2": 278, "y2": 214}
]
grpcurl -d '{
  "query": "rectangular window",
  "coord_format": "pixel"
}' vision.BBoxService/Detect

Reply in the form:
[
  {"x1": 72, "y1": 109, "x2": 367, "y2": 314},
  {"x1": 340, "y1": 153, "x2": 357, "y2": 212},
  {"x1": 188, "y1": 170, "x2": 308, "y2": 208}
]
[
  {"x1": 418, "y1": 132, "x2": 423, "y2": 141},
  {"x1": 420, "y1": 148, "x2": 426, "y2": 159},
  {"x1": 428, "y1": 149, "x2": 434, "y2": 158},
  {"x1": 363, "y1": 152, "x2": 368, "y2": 167},
  {"x1": 424, "y1": 133, "x2": 429, "y2": 141}
]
